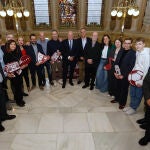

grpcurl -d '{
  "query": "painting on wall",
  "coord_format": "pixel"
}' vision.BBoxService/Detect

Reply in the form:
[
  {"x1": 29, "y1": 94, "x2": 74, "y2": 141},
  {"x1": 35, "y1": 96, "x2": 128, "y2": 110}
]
[{"x1": 59, "y1": 0, "x2": 77, "y2": 26}]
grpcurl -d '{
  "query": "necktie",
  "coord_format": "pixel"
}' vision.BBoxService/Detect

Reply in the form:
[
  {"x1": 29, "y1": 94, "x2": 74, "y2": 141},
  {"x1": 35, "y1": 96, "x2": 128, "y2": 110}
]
[
  {"x1": 0, "y1": 62, "x2": 5, "y2": 80},
  {"x1": 69, "y1": 40, "x2": 72, "y2": 50}
]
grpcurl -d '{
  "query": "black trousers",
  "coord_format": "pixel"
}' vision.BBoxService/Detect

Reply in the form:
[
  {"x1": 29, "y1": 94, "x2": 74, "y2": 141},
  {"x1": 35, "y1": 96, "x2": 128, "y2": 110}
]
[
  {"x1": 29, "y1": 65, "x2": 43, "y2": 87},
  {"x1": 144, "y1": 105, "x2": 150, "y2": 137},
  {"x1": 115, "y1": 77, "x2": 129, "y2": 106},
  {"x1": 62, "y1": 61, "x2": 76, "y2": 84},
  {"x1": 22, "y1": 67, "x2": 30, "y2": 88},
  {"x1": 108, "y1": 68, "x2": 117, "y2": 96},
  {"x1": 84, "y1": 65, "x2": 97, "y2": 86},
  {"x1": 10, "y1": 75, "x2": 23, "y2": 105},
  {"x1": 0, "y1": 84, "x2": 7, "y2": 122}
]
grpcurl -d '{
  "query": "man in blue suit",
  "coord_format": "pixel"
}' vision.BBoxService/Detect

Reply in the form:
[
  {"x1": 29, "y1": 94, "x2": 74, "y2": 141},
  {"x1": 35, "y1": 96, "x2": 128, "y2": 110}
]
[
  {"x1": 26, "y1": 34, "x2": 45, "y2": 90},
  {"x1": 60, "y1": 31, "x2": 79, "y2": 88}
]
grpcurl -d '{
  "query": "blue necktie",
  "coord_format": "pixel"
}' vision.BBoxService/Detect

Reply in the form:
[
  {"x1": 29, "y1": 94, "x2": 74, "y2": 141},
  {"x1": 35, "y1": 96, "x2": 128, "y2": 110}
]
[{"x1": 69, "y1": 40, "x2": 72, "y2": 50}]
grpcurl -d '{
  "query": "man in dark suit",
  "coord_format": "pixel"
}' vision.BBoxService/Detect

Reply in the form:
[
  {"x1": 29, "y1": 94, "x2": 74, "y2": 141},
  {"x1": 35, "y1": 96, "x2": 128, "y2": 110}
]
[
  {"x1": 76, "y1": 28, "x2": 91, "y2": 84},
  {"x1": 26, "y1": 34, "x2": 45, "y2": 90},
  {"x1": 114, "y1": 38, "x2": 136, "y2": 109},
  {"x1": 82, "y1": 32, "x2": 101, "y2": 90},
  {"x1": 60, "y1": 31, "x2": 79, "y2": 88}
]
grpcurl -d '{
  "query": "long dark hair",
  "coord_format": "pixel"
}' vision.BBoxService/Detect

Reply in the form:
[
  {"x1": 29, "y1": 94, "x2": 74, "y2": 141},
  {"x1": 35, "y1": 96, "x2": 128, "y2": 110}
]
[
  {"x1": 101, "y1": 34, "x2": 112, "y2": 48},
  {"x1": 114, "y1": 38, "x2": 123, "y2": 47},
  {"x1": 5, "y1": 39, "x2": 17, "y2": 53}
]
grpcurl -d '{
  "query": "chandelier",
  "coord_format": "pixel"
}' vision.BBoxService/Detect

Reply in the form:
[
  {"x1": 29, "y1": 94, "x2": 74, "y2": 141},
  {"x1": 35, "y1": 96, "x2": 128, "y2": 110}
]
[
  {"x1": 111, "y1": 0, "x2": 140, "y2": 32},
  {"x1": 0, "y1": 0, "x2": 30, "y2": 18}
]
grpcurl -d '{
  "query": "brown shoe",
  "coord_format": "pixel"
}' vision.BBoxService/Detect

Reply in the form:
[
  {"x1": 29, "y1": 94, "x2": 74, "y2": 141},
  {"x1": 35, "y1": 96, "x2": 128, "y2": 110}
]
[
  {"x1": 39, "y1": 86, "x2": 44, "y2": 90},
  {"x1": 119, "y1": 105, "x2": 125, "y2": 109},
  {"x1": 110, "y1": 100, "x2": 118, "y2": 103}
]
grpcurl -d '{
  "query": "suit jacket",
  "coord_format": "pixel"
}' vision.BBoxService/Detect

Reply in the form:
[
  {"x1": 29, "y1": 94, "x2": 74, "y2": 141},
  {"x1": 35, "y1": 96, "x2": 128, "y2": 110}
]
[
  {"x1": 84, "y1": 41, "x2": 101, "y2": 67},
  {"x1": 60, "y1": 39, "x2": 79, "y2": 63},
  {"x1": 76, "y1": 37, "x2": 91, "y2": 60},
  {"x1": 115, "y1": 49, "x2": 136, "y2": 78},
  {"x1": 26, "y1": 43, "x2": 44, "y2": 66}
]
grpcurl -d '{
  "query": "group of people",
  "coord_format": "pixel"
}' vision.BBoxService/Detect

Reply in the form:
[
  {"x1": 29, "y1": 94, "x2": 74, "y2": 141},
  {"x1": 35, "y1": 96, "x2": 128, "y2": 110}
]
[{"x1": 0, "y1": 29, "x2": 150, "y2": 146}]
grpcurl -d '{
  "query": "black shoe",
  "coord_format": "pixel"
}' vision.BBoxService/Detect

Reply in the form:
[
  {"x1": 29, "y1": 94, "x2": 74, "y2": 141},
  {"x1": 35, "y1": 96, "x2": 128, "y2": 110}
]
[
  {"x1": 136, "y1": 118, "x2": 146, "y2": 125},
  {"x1": 82, "y1": 84, "x2": 89, "y2": 89},
  {"x1": 17, "y1": 102, "x2": 25, "y2": 107},
  {"x1": 110, "y1": 100, "x2": 118, "y2": 103},
  {"x1": 77, "y1": 81, "x2": 82, "y2": 84},
  {"x1": 0, "y1": 124, "x2": 5, "y2": 132},
  {"x1": 139, "y1": 136, "x2": 150, "y2": 146},
  {"x1": 1, "y1": 115, "x2": 16, "y2": 121},
  {"x1": 23, "y1": 92, "x2": 28, "y2": 96},
  {"x1": 21, "y1": 100, "x2": 26, "y2": 105},
  {"x1": 90, "y1": 86, "x2": 94, "y2": 90},
  {"x1": 50, "y1": 81, "x2": 54, "y2": 86},
  {"x1": 62, "y1": 84, "x2": 66, "y2": 88},
  {"x1": 69, "y1": 82, "x2": 74, "y2": 86},
  {"x1": 140, "y1": 123, "x2": 148, "y2": 130}
]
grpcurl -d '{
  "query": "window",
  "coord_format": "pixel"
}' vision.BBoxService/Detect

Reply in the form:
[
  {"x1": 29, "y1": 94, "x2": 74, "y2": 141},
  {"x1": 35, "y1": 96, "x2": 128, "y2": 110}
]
[
  {"x1": 59, "y1": 0, "x2": 78, "y2": 27},
  {"x1": 33, "y1": 0, "x2": 51, "y2": 27},
  {"x1": 86, "y1": 0, "x2": 104, "y2": 27}
]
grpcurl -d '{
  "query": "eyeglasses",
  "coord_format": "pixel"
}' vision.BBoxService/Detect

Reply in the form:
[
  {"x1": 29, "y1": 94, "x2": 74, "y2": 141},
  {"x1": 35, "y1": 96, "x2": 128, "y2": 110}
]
[{"x1": 124, "y1": 43, "x2": 131, "y2": 45}]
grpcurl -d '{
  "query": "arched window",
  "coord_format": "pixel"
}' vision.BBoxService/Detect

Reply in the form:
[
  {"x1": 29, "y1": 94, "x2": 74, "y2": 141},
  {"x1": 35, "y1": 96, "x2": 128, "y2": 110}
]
[
  {"x1": 32, "y1": 0, "x2": 51, "y2": 28},
  {"x1": 86, "y1": 0, "x2": 104, "y2": 28}
]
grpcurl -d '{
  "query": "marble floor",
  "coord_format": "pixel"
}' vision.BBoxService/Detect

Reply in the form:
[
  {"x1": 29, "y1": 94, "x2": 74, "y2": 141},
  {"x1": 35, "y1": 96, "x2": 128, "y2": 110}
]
[{"x1": 0, "y1": 79, "x2": 150, "y2": 150}]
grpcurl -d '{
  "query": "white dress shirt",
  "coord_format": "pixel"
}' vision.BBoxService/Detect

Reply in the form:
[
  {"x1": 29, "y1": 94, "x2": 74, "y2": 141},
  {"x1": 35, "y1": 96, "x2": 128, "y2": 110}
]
[
  {"x1": 82, "y1": 38, "x2": 87, "y2": 49},
  {"x1": 101, "y1": 45, "x2": 108, "y2": 59}
]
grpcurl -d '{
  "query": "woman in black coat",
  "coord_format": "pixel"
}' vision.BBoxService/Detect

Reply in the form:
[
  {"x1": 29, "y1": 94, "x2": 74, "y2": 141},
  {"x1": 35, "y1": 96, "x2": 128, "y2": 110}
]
[
  {"x1": 104, "y1": 38, "x2": 123, "y2": 98},
  {"x1": 3, "y1": 40, "x2": 25, "y2": 107}
]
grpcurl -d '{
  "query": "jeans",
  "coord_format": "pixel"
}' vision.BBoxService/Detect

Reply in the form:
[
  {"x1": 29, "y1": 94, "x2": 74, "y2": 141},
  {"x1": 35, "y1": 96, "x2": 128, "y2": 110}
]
[
  {"x1": 96, "y1": 59, "x2": 108, "y2": 92},
  {"x1": 42, "y1": 61, "x2": 52, "y2": 83},
  {"x1": 130, "y1": 85, "x2": 143, "y2": 110}
]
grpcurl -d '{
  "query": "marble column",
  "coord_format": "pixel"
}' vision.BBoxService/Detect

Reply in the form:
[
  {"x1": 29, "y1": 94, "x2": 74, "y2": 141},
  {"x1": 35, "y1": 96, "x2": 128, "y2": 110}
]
[
  {"x1": 78, "y1": 0, "x2": 86, "y2": 28},
  {"x1": 142, "y1": 0, "x2": 150, "y2": 32},
  {"x1": 114, "y1": 19, "x2": 121, "y2": 31},
  {"x1": 103, "y1": 0, "x2": 113, "y2": 31},
  {"x1": 23, "y1": 0, "x2": 32, "y2": 32},
  {"x1": 0, "y1": 18, "x2": 7, "y2": 35},
  {"x1": 130, "y1": 0, "x2": 147, "y2": 32},
  {"x1": 51, "y1": 0, "x2": 58, "y2": 29}
]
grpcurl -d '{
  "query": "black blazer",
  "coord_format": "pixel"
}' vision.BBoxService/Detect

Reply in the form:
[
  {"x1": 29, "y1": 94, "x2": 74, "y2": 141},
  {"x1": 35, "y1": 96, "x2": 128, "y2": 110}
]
[
  {"x1": 76, "y1": 37, "x2": 91, "y2": 59},
  {"x1": 26, "y1": 43, "x2": 44, "y2": 65},
  {"x1": 115, "y1": 49, "x2": 136, "y2": 78},
  {"x1": 60, "y1": 39, "x2": 79, "y2": 62},
  {"x1": 84, "y1": 41, "x2": 101, "y2": 67}
]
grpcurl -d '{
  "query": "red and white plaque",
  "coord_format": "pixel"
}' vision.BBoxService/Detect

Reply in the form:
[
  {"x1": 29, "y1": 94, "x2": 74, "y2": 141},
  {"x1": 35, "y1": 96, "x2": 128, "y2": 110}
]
[
  {"x1": 38, "y1": 52, "x2": 50, "y2": 64},
  {"x1": 19, "y1": 55, "x2": 31, "y2": 67}
]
